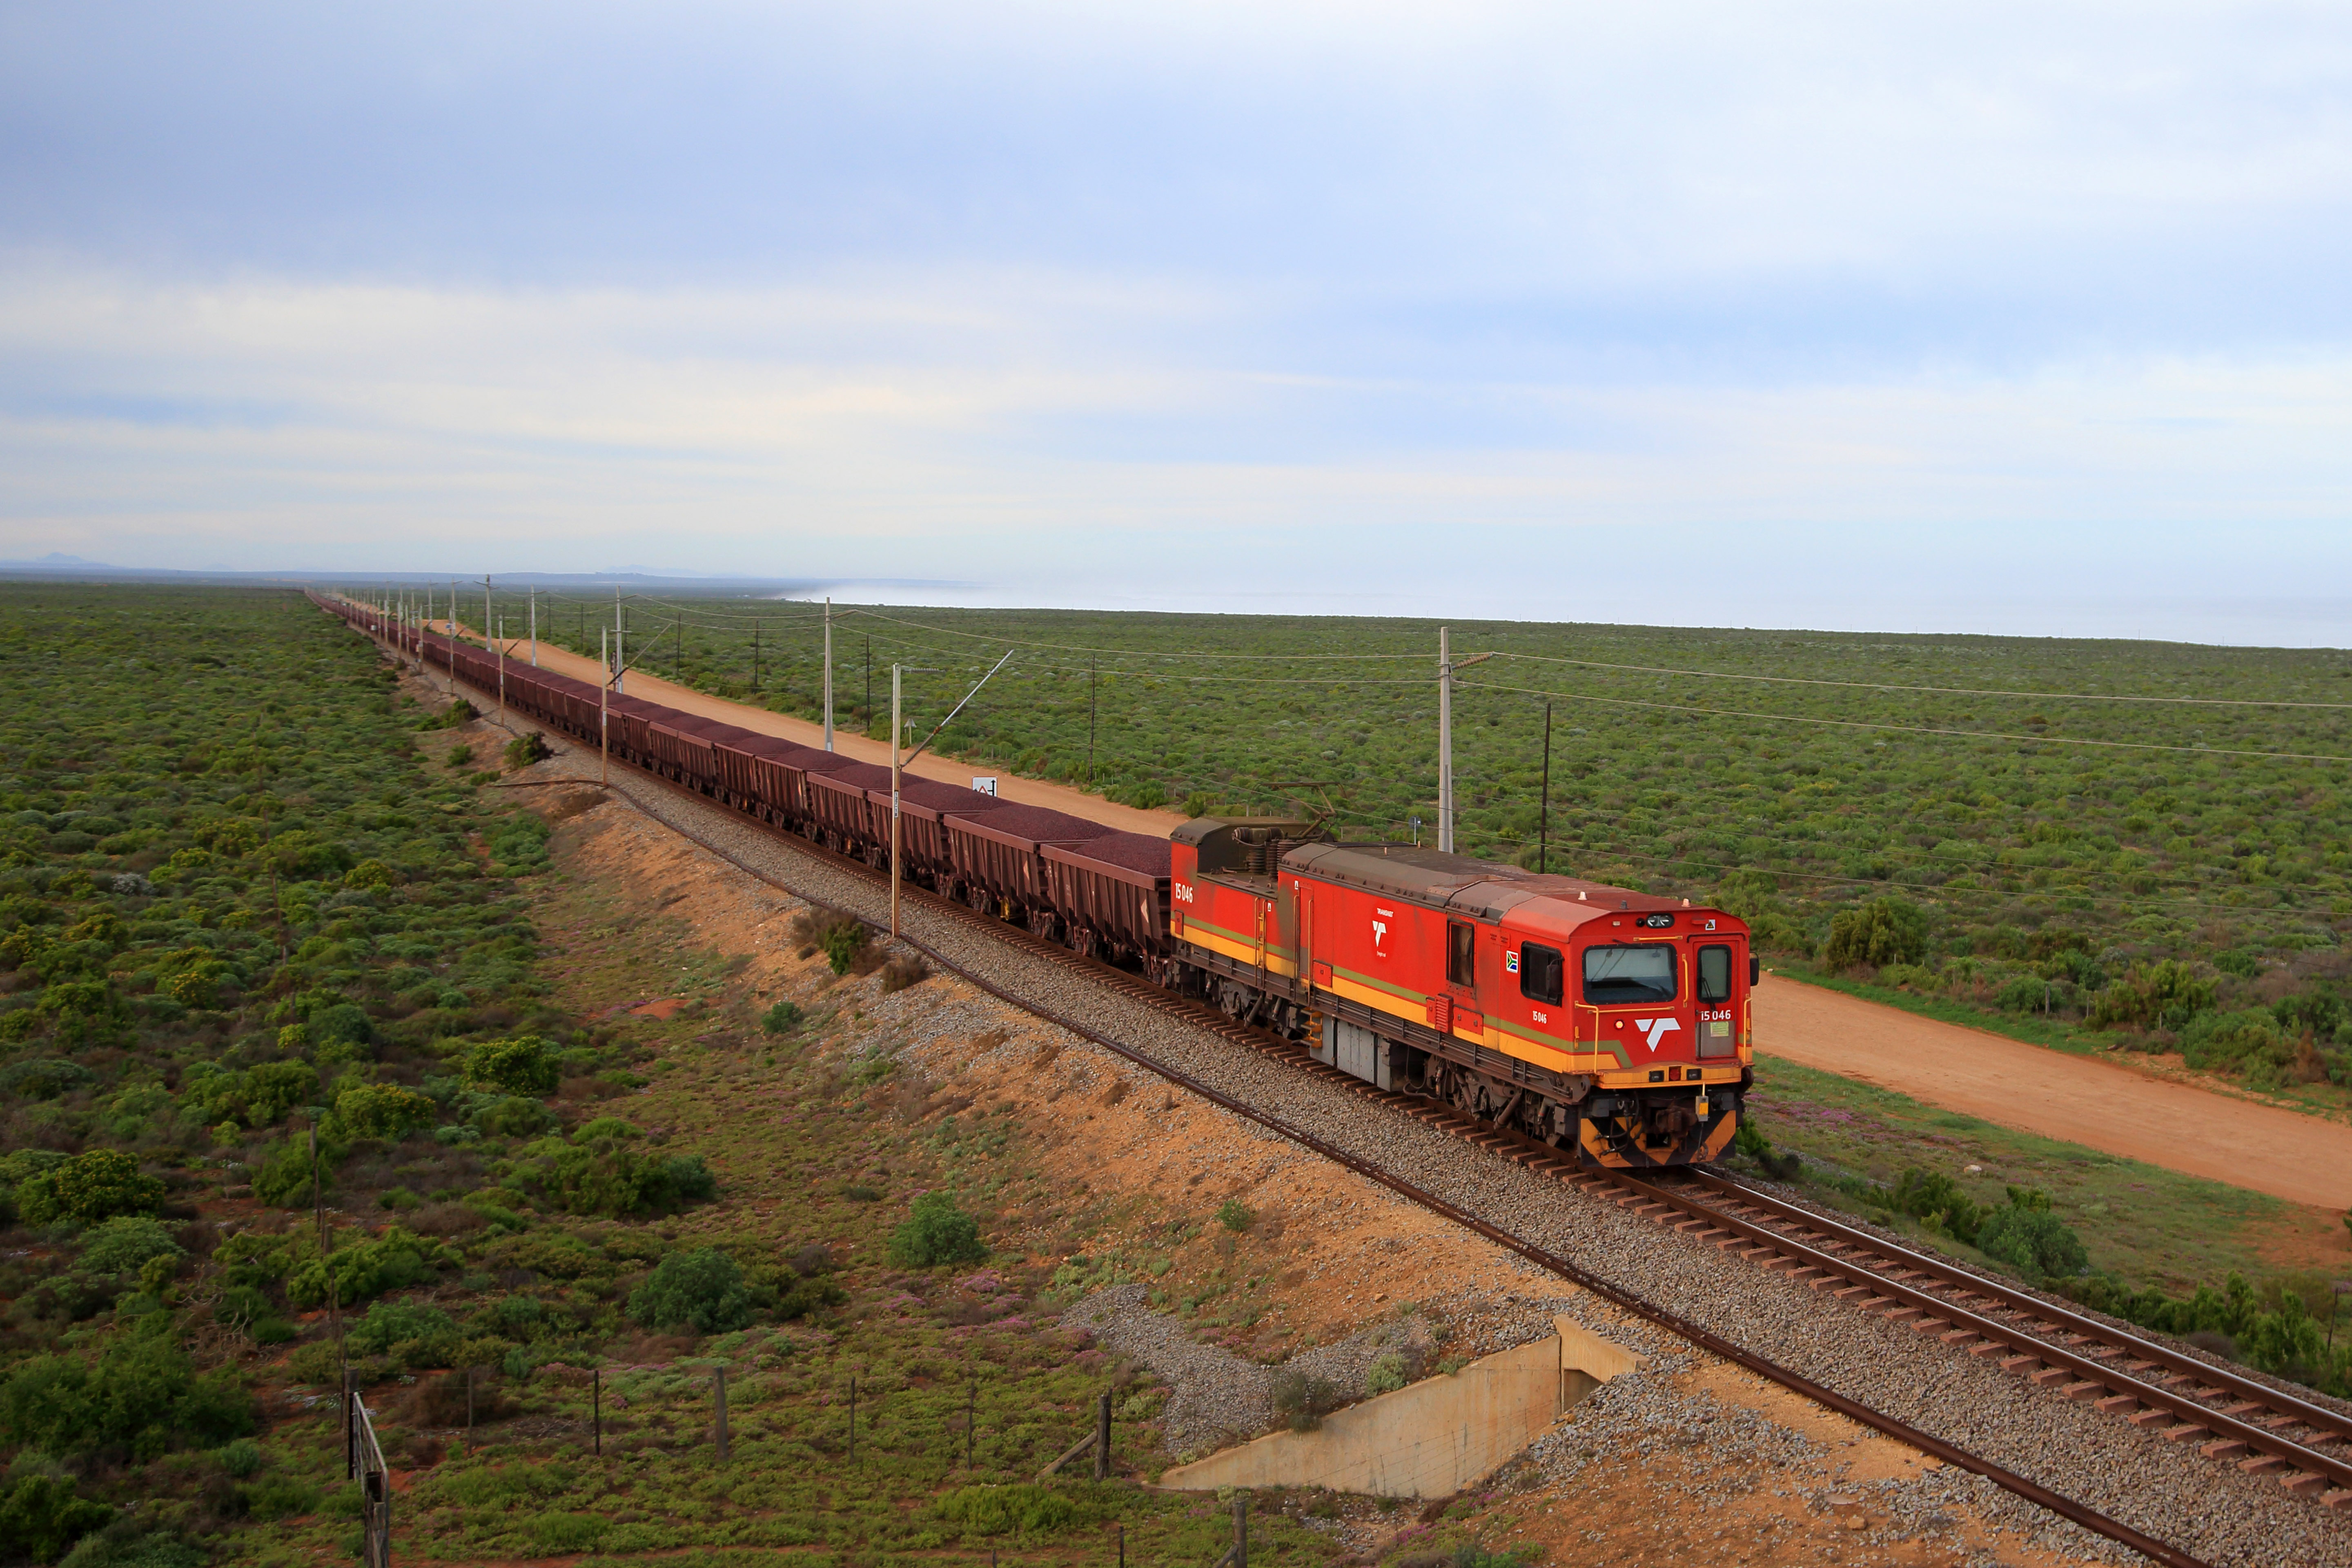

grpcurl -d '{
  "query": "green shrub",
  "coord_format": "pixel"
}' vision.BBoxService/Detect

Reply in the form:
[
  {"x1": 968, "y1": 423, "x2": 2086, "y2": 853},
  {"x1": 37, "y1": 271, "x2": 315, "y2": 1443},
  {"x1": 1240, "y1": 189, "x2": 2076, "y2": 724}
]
[
  {"x1": 759, "y1": 1000, "x2": 802, "y2": 1035},
  {"x1": 16, "y1": 1149, "x2": 165, "y2": 1226},
  {"x1": 55, "y1": 1523, "x2": 203, "y2": 1568},
  {"x1": 0, "y1": 1473, "x2": 114, "y2": 1564},
  {"x1": 444, "y1": 745, "x2": 474, "y2": 771},
  {"x1": 464, "y1": 1036, "x2": 560, "y2": 1096},
  {"x1": 524, "y1": 1140, "x2": 716, "y2": 1218},
  {"x1": 214, "y1": 1437, "x2": 265, "y2": 1478},
  {"x1": 2089, "y1": 959, "x2": 2215, "y2": 1033},
  {"x1": 1365, "y1": 1352, "x2": 1408, "y2": 1396},
  {"x1": 1271, "y1": 1367, "x2": 1339, "y2": 1432},
  {"x1": 1976, "y1": 1205, "x2": 2088, "y2": 1279},
  {"x1": 285, "y1": 1227, "x2": 443, "y2": 1309},
  {"x1": 488, "y1": 813, "x2": 551, "y2": 869},
  {"x1": 531, "y1": 1514, "x2": 607, "y2": 1552},
  {"x1": 342, "y1": 859, "x2": 394, "y2": 891},
  {"x1": 1888, "y1": 1168, "x2": 1987, "y2": 1243},
  {"x1": 1821, "y1": 897, "x2": 1928, "y2": 971},
  {"x1": 1216, "y1": 1199, "x2": 1254, "y2": 1232},
  {"x1": 887, "y1": 1191, "x2": 988, "y2": 1268},
  {"x1": 933, "y1": 1483, "x2": 1079, "y2": 1536},
  {"x1": 330, "y1": 1081, "x2": 436, "y2": 1140},
  {"x1": 309, "y1": 1002, "x2": 374, "y2": 1055},
  {"x1": 80, "y1": 1217, "x2": 185, "y2": 1278},
  {"x1": 0, "y1": 1335, "x2": 253, "y2": 1461},
  {"x1": 347, "y1": 1300, "x2": 459, "y2": 1361},
  {"x1": 821, "y1": 922, "x2": 871, "y2": 976},
  {"x1": 629, "y1": 1247, "x2": 753, "y2": 1334},
  {"x1": 502, "y1": 731, "x2": 553, "y2": 769}
]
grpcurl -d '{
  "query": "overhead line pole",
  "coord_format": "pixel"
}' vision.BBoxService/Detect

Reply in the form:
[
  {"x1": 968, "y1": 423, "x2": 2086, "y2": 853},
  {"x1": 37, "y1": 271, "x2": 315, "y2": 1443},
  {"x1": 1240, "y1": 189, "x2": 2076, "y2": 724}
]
[
  {"x1": 1439, "y1": 628, "x2": 1450, "y2": 853},
  {"x1": 1436, "y1": 629, "x2": 1492, "y2": 857},
  {"x1": 823, "y1": 597, "x2": 834, "y2": 752},
  {"x1": 1539, "y1": 700, "x2": 1552, "y2": 875},
  {"x1": 600, "y1": 627, "x2": 610, "y2": 788}
]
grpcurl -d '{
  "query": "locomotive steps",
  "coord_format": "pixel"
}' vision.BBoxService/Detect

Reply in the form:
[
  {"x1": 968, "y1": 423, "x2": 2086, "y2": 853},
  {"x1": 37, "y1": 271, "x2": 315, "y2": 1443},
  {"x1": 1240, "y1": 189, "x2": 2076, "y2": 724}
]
[{"x1": 356, "y1": 615, "x2": 2352, "y2": 1568}]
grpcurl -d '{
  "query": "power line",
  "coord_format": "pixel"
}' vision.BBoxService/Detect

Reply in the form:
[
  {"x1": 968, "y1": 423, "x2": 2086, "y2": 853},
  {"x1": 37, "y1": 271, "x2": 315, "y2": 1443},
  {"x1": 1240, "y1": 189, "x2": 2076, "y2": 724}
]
[
  {"x1": 1487, "y1": 650, "x2": 2352, "y2": 710},
  {"x1": 1456, "y1": 679, "x2": 2352, "y2": 765}
]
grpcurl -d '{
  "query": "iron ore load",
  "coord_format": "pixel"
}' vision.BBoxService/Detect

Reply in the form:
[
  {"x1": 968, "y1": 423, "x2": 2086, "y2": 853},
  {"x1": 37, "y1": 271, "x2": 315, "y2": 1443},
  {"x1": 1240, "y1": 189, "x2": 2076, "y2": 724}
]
[{"x1": 321, "y1": 595, "x2": 1753, "y2": 1169}]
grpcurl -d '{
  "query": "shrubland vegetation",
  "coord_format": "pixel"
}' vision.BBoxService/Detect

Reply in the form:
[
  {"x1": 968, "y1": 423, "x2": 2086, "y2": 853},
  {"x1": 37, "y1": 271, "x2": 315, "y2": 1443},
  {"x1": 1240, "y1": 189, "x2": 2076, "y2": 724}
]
[
  {"x1": 0, "y1": 586, "x2": 724, "y2": 1563},
  {"x1": 490, "y1": 595, "x2": 2352, "y2": 1095},
  {"x1": 0, "y1": 586, "x2": 1375, "y2": 1566}
]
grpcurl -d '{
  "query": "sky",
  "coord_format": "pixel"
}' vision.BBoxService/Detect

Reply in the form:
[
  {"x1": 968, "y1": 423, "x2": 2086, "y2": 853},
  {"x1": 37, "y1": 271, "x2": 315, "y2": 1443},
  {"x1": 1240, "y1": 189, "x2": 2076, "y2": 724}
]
[{"x1": 2, "y1": 2, "x2": 2350, "y2": 644}]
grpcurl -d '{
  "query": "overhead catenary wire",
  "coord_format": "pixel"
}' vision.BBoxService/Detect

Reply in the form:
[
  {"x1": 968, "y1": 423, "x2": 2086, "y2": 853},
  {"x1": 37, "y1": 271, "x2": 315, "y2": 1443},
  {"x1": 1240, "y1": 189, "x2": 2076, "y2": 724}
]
[
  {"x1": 1454, "y1": 679, "x2": 2352, "y2": 766},
  {"x1": 1485, "y1": 650, "x2": 2352, "y2": 710}
]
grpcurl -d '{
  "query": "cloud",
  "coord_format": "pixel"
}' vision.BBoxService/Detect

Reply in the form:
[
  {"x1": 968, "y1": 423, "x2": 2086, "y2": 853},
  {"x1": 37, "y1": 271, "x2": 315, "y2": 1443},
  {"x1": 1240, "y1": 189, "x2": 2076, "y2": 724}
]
[{"x1": 1, "y1": 4, "x2": 2349, "y2": 640}]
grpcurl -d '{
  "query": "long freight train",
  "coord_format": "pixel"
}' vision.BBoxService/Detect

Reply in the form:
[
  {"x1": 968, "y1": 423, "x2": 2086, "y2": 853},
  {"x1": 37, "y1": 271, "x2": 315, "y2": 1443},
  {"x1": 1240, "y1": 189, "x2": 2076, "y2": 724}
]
[{"x1": 318, "y1": 596, "x2": 1752, "y2": 1168}]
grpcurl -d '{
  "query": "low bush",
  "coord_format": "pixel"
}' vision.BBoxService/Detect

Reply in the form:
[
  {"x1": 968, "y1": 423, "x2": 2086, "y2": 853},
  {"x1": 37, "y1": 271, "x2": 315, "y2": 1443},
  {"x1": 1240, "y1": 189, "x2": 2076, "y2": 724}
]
[
  {"x1": 79, "y1": 1218, "x2": 185, "y2": 1278},
  {"x1": 933, "y1": 1483, "x2": 1080, "y2": 1537},
  {"x1": 0, "y1": 1335, "x2": 253, "y2": 1462},
  {"x1": 502, "y1": 731, "x2": 553, "y2": 769},
  {"x1": 1822, "y1": 897, "x2": 1928, "y2": 971},
  {"x1": 1271, "y1": 1368, "x2": 1340, "y2": 1432},
  {"x1": 877, "y1": 956, "x2": 929, "y2": 994},
  {"x1": 16, "y1": 1149, "x2": 165, "y2": 1227},
  {"x1": 0, "y1": 1472, "x2": 114, "y2": 1564},
  {"x1": 629, "y1": 1247, "x2": 753, "y2": 1334},
  {"x1": 464, "y1": 1036, "x2": 561, "y2": 1096},
  {"x1": 888, "y1": 1192, "x2": 987, "y2": 1268},
  {"x1": 759, "y1": 1000, "x2": 802, "y2": 1035}
]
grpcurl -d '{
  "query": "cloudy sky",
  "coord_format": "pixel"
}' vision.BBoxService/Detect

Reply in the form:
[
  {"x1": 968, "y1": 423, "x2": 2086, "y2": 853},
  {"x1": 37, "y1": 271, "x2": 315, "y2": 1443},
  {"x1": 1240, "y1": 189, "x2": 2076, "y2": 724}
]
[{"x1": 3, "y1": 2, "x2": 2349, "y2": 640}]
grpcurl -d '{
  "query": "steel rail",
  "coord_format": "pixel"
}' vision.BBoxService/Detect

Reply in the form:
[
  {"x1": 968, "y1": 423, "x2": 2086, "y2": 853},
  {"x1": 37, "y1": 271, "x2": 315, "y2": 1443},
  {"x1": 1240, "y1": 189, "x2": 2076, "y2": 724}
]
[
  {"x1": 1591, "y1": 1168, "x2": 2352, "y2": 1497},
  {"x1": 336, "y1": 606, "x2": 2216, "y2": 1568},
  {"x1": 1681, "y1": 1167, "x2": 2352, "y2": 1457}
]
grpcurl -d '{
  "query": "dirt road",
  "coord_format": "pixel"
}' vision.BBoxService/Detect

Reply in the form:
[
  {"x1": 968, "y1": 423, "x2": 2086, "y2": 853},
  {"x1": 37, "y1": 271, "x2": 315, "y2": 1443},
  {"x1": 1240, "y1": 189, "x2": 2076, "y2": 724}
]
[{"x1": 1756, "y1": 974, "x2": 2352, "y2": 1211}]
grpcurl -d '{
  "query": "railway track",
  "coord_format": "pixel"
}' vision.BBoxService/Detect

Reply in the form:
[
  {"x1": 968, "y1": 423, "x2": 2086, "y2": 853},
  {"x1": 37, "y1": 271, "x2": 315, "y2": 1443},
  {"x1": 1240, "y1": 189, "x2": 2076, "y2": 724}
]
[{"x1": 374, "y1": 622, "x2": 2352, "y2": 1567}]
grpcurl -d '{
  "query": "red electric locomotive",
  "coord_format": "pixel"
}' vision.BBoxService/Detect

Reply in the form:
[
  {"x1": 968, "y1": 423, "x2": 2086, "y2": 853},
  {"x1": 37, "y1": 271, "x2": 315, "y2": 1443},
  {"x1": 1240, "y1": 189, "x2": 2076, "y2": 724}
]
[{"x1": 1167, "y1": 818, "x2": 1751, "y2": 1168}]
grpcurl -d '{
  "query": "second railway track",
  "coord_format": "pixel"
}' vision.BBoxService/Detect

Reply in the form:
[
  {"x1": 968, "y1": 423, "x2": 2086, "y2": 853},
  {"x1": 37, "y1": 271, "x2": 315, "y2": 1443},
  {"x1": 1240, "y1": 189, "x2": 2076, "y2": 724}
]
[{"x1": 399, "y1": 629, "x2": 2352, "y2": 1568}]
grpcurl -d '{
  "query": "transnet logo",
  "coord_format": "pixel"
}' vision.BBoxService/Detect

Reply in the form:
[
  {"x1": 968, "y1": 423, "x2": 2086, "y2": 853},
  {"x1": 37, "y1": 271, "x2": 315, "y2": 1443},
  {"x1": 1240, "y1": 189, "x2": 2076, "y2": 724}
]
[{"x1": 1632, "y1": 1018, "x2": 1681, "y2": 1053}]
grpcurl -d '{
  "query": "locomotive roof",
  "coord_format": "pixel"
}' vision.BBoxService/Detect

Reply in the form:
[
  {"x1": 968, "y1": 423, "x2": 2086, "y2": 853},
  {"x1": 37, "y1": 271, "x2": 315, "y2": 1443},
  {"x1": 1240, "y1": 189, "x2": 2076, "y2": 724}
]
[{"x1": 1281, "y1": 841, "x2": 1690, "y2": 922}]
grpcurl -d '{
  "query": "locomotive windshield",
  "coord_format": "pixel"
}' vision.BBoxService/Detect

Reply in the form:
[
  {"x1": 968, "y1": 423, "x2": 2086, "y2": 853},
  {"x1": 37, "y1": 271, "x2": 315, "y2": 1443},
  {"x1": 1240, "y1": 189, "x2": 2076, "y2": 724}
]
[{"x1": 1583, "y1": 943, "x2": 1677, "y2": 1004}]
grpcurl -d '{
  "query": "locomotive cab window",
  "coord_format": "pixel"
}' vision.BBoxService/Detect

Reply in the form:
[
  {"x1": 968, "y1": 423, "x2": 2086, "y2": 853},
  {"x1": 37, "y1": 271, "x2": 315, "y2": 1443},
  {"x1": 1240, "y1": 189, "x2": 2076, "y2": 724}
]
[
  {"x1": 1697, "y1": 945, "x2": 1733, "y2": 1004},
  {"x1": 1583, "y1": 944, "x2": 1676, "y2": 1004},
  {"x1": 1519, "y1": 941, "x2": 1564, "y2": 1006},
  {"x1": 1447, "y1": 921, "x2": 1476, "y2": 988}
]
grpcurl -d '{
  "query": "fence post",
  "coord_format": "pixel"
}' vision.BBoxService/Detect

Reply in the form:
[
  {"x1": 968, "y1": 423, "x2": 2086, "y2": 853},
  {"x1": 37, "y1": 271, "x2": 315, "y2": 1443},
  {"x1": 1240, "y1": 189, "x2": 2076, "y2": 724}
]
[
  {"x1": 1234, "y1": 1491, "x2": 1248, "y2": 1568},
  {"x1": 1094, "y1": 1391, "x2": 1111, "y2": 1481},
  {"x1": 714, "y1": 1366, "x2": 730, "y2": 1462}
]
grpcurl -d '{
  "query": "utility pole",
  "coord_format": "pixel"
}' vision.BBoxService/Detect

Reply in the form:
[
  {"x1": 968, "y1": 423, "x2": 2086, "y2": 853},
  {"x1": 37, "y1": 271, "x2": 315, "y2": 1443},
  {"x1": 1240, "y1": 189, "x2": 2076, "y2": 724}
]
[
  {"x1": 528, "y1": 587, "x2": 537, "y2": 667},
  {"x1": 600, "y1": 627, "x2": 611, "y2": 788},
  {"x1": 449, "y1": 580, "x2": 458, "y2": 684},
  {"x1": 1438, "y1": 626, "x2": 1452, "y2": 853},
  {"x1": 1086, "y1": 656, "x2": 1097, "y2": 786},
  {"x1": 822, "y1": 597, "x2": 834, "y2": 751},
  {"x1": 614, "y1": 587, "x2": 625, "y2": 695},
  {"x1": 1435, "y1": 628, "x2": 1492, "y2": 856},
  {"x1": 482, "y1": 575, "x2": 492, "y2": 652},
  {"x1": 496, "y1": 618, "x2": 506, "y2": 727},
  {"x1": 1539, "y1": 699, "x2": 1552, "y2": 874},
  {"x1": 890, "y1": 663, "x2": 902, "y2": 939},
  {"x1": 752, "y1": 619, "x2": 761, "y2": 692}
]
